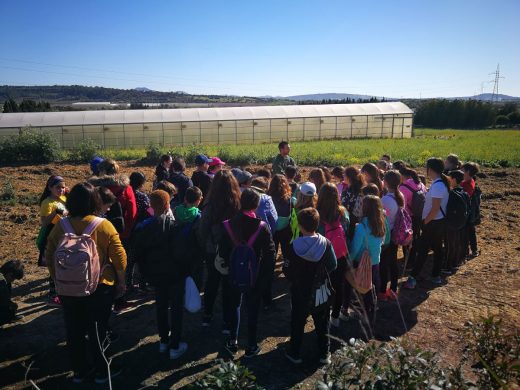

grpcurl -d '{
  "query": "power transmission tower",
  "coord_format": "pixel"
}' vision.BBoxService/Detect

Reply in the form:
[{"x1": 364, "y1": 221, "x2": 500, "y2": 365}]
[{"x1": 489, "y1": 64, "x2": 505, "y2": 102}]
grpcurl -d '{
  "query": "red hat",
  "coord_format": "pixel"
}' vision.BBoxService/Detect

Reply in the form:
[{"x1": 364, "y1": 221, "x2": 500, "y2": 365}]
[{"x1": 209, "y1": 157, "x2": 226, "y2": 166}]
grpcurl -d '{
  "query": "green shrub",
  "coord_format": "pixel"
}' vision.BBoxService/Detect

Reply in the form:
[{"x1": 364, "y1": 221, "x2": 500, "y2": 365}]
[
  {"x1": 0, "y1": 129, "x2": 61, "y2": 165},
  {"x1": 145, "y1": 142, "x2": 163, "y2": 163},
  {"x1": 0, "y1": 180, "x2": 16, "y2": 201},
  {"x1": 191, "y1": 360, "x2": 262, "y2": 389},
  {"x1": 68, "y1": 138, "x2": 101, "y2": 162}
]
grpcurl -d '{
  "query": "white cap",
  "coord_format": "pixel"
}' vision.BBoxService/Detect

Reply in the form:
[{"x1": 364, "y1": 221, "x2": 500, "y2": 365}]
[{"x1": 299, "y1": 182, "x2": 317, "y2": 196}]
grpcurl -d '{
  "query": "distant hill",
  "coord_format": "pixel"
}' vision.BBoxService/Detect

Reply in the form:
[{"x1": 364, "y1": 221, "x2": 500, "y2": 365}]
[
  {"x1": 0, "y1": 85, "x2": 292, "y2": 105},
  {"x1": 465, "y1": 93, "x2": 520, "y2": 101},
  {"x1": 284, "y1": 93, "x2": 389, "y2": 101}
]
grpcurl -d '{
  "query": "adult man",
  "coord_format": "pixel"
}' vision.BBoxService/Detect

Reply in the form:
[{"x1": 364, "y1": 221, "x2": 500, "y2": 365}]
[{"x1": 272, "y1": 141, "x2": 296, "y2": 175}]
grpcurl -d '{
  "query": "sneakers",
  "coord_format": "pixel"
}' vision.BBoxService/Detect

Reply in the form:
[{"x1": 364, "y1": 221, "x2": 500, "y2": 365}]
[
  {"x1": 225, "y1": 340, "x2": 238, "y2": 356},
  {"x1": 319, "y1": 352, "x2": 332, "y2": 365},
  {"x1": 386, "y1": 289, "x2": 398, "y2": 301},
  {"x1": 71, "y1": 369, "x2": 93, "y2": 384},
  {"x1": 47, "y1": 295, "x2": 62, "y2": 307},
  {"x1": 201, "y1": 315, "x2": 212, "y2": 327},
  {"x1": 159, "y1": 342, "x2": 169, "y2": 353},
  {"x1": 94, "y1": 364, "x2": 122, "y2": 384},
  {"x1": 403, "y1": 276, "x2": 417, "y2": 290},
  {"x1": 429, "y1": 276, "x2": 443, "y2": 285},
  {"x1": 222, "y1": 324, "x2": 231, "y2": 335},
  {"x1": 113, "y1": 301, "x2": 135, "y2": 314},
  {"x1": 470, "y1": 250, "x2": 480, "y2": 258},
  {"x1": 377, "y1": 292, "x2": 388, "y2": 302},
  {"x1": 285, "y1": 350, "x2": 303, "y2": 364},
  {"x1": 339, "y1": 311, "x2": 350, "y2": 322},
  {"x1": 170, "y1": 342, "x2": 188, "y2": 360},
  {"x1": 244, "y1": 345, "x2": 261, "y2": 358},
  {"x1": 441, "y1": 268, "x2": 453, "y2": 275},
  {"x1": 330, "y1": 317, "x2": 340, "y2": 328}
]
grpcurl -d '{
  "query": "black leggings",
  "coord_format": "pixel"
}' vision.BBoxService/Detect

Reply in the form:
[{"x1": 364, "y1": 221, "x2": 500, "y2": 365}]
[
  {"x1": 411, "y1": 219, "x2": 446, "y2": 279},
  {"x1": 330, "y1": 256, "x2": 347, "y2": 318},
  {"x1": 380, "y1": 242, "x2": 398, "y2": 293}
]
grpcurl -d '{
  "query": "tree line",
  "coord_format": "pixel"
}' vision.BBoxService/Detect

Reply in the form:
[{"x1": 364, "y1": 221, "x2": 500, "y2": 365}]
[
  {"x1": 2, "y1": 99, "x2": 52, "y2": 113},
  {"x1": 297, "y1": 97, "x2": 385, "y2": 105}
]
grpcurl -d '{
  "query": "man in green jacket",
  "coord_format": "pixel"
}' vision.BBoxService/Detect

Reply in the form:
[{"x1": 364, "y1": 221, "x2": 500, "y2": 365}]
[{"x1": 272, "y1": 141, "x2": 296, "y2": 175}]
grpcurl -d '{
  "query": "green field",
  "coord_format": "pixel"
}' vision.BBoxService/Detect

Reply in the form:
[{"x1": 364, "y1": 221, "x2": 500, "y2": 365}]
[{"x1": 96, "y1": 129, "x2": 520, "y2": 167}]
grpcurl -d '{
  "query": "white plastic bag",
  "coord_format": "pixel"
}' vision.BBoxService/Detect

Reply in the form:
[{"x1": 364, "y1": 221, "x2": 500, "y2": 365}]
[{"x1": 184, "y1": 276, "x2": 202, "y2": 313}]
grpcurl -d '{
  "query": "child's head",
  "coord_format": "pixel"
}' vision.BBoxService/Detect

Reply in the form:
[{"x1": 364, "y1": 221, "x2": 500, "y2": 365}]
[
  {"x1": 426, "y1": 157, "x2": 445, "y2": 179},
  {"x1": 97, "y1": 186, "x2": 117, "y2": 214},
  {"x1": 309, "y1": 168, "x2": 326, "y2": 192},
  {"x1": 376, "y1": 160, "x2": 389, "y2": 172},
  {"x1": 184, "y1": 186, "x2": 203, "y2": 207},
  {"x1": 155, "y1": 180, "x2": 177, "y2": 199},
  {"x1": 208, "y1": 157, "x2": 226, "y2": 174},
  {"x1": 331, "y1": 166, "x2": 345, "y2": 182},
  {"x1": 40, "y1": 175, "x2": 66, "y2": 205},
  {"x1": 278, "y1": 141, "x2": 291, "y2": 156},
  {"x1": 448, "y1": 170, "x2": 465, "y2": 187},
  {"x1": 240, "y1": 188, "x2": 261, "y2": 211},
  {"x1": 267, "y1": 174, "x2": 292, "y2": 201},
  {"x1": 362, "y1": 195, "x2": 386, "y2": 238},
  {"x1": 90, "y1": 156, "x2": 104, "y2": 176},
  {"x1": 462, "y1": 162, "x2": 479, "y2": 179},
  {"x1": 344, "y1": 166, "x2": 365, "y2": 194},
  {"x1": 232, "y1": 168, "x2": 253, "y2": 188},
  {"x1": 381, "y1": 154, "x2": 391, "y2": 163},
  {"x1": 256, "y1": 168, "x2": 271, "y2": 181},
  {"x1": 129, "y1": 171, "x2": 146, "y2": 191},
  {"x1": 383, "y1": 170, "x2": 401, "y2": 192},
  {"x1": 66, "y1": 183, "x2": 102, "y2": 218},
  {"x1": 150, "y1": 190, "x2": 170, "y2": 216},
  {"x1": 194, "y1": 154, "x2": 211, "y2": 170},
  {"x1": 362, "y1": 183, "x2": 380, "y2": 197},
  {"x1": 172, "y1": 158, "x2": 186, "y2": 173},
  {"x1": 97, "y1": 158, "x2": 119, "y2": 176},
  {"x1": 296, "y1": 182, "x2": 318, "y2": 210},
  {"x1": 0, "y1": 260, "x2": 24, "y2": 283},
  {"x1": 251, "y1": 176, "x2": 269, "y2": 192},
  {"x1": 393, "y1": 160, "x2": 407, "y2": 171},
  {"x1": 159, "y1": 154, "x2": 173, "y2": 170},
  {"x1": 284, "y1": 165, "x2": 297, "y2": 181},
  {"x1": 317, "y1": 182, "x2": 343, "y2": 224},
  {"x1": 399, "y1": 167, "x2": 421, "y2": 185},
  {"x1": 361, "y1": 163, "x2": 380, "y2": 184},
  {"x1": 297, "y1": 207, "x2": 320, "y2": 235},
  {"x1": 319, "y1": 166, "x2": 332, "y2": 182},
  {"x1": 444, "y1": 154, "x2": 461, "y2": 171}
]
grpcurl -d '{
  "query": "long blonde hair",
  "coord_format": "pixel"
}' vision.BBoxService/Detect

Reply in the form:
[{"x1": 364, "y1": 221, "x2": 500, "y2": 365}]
[{"x1": 295, "y1": 191, "x2": 317, "y2": 211}]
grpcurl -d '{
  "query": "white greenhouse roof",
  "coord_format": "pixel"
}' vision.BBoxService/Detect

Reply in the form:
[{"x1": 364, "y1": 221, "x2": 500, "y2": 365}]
[{"x1": 0, "y1": 102, "x2": 412, "y2": 128}]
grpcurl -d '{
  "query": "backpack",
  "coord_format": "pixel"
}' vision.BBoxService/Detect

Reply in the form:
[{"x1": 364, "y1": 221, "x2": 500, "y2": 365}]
[
  {"x1": 106, "y1": 199, "x2": 125, "y2": 234},
  {"x1": 401, "y1": 183, "x2": 426, "y2": 219},
  {"x1": 441, "y1": 187, "x2": 470, "y2": 230},
  {"x1": 345, "y1": 223, "x2": 373, "y2": 294},
  {"x1": 172, "y1": 214, "x2": 201, "y2": 275},
  {"x1": 469, "y1": 186, "x2": 482, "y2": 225},
  {"x1": 53, "y1": 217, "x2": 105, "y2": 297},
  {"x1": 323, "y1": 217, "x2": 348, "y2": 259},
  {"x1": 290, "y1": 207, "x2": 300, "y2": 243},
  {"x1": 391, "y1": 205, "x2": 414, "y2": 247},
  {"x1": 223, "y1": 220, "x2": 266, "y2": 292},
  {"x1": 309, "y1": 258, "x2": 333, "y2": 309}
]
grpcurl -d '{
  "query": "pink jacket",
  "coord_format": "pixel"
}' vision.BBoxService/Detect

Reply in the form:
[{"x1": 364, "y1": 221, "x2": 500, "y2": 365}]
[{"x1": 399, "y1": 179, "x2": 427, "y2": 217}]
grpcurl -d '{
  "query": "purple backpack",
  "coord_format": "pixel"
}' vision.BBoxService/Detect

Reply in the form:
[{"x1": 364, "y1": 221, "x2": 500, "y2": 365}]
[
  {"x1": 391, "y1": 207, "x2": 413, "y2": 246},
  {"x1": 223, "y1": 220, "x2": 266, "y2": 292}
]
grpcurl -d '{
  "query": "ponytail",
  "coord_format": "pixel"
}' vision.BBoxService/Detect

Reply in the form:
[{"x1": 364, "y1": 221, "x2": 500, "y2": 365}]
[
  {"x1": 39, "y1": 175, "x2": 64, "y2": 205},
  {"x1": 384, "y1": 170, "x2": 404, "y2": 208},
  {"x1": 399, "y1": 167, "x2": 421, "y2": 185}
]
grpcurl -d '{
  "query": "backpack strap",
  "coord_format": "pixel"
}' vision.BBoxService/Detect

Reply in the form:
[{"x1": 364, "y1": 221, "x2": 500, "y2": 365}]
[
  {"x1": 401, "y1": 183, "x2": 417, "y2": 193},
  {"x1": 82, "y1": 217, "x2": 105, "y2": 236},
  {"x1": 247, "y1": 221, "x2": 266, "y2": 247},
  {"x1": 223, "y1": 220, "x2": 240, "y2": 246},
  {"x1": 60, "y1": 217, "x2": 75, "y2": 234}
]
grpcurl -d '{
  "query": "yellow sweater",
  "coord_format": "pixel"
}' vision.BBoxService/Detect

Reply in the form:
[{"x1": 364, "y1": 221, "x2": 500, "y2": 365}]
[{"x1": 46, "y1": 216, "x2": 127, "y2": 286}]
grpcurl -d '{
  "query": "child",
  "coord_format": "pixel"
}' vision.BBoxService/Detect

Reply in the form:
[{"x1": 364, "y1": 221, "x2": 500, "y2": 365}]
[
  {"x1": 191, "y1": 155, "x2": 213, "y2": 199},
  {"x1": 153, "y1": 155, "x2": 172, "y2": 188},
  {"x1": 219, "y1": 189, "x2": 275, "y2": 357},
  {"x1": 0, "y1": 260, "x2": 24, "y2": 326},
  {"x1": 232, "y1": 168, "x2": 253, "y2": 192},
  {"x1": 284, "y1": 165, "x2": 299, "y2": 196},
  {"x1": 319, "y1": 166, "x2": 332, "y2": 183},
  {"x1": 256, "y1": 168, "x2": 272, "y2": 181},
  {"x1": 251, "y1": 177, "x2": 278, "y2": 235},
  {"x1": 133, "y1": 190, "x2": 191, "y2": 359},
  {"x1": 155, "y1": 180, "x2": 178, "y2": 218},
  {"x1": 309, "y1": 168, "x2": 326, "y2": 193},
  {"x1": 381, "y1": 154, "x2": 393, "y2": 169},
  {"x1": 272, "y1": 141, "x2": 296, "y2": 175},
  {"x1": 461, "y1": 162, "x2": 480, "y2": 258},
  {"x1": 130, "y1": 172, "x2": 151, "y2": 224},
  {"x1": 317, "y1": 183, "x2": 349, "y2": 327},
  {"x1": 97, "y1": 187, "x2": 124, "y2": 232},
  {"x1": 169, "y1": 158, "x2": 193, "y2": 207},
  {"x1": 379, "y1": 170, "x2": 405, "y2": 301},
  {"x1": 361, "y1": 163, "x2": 383, "y2": 196},
  {"x1": 208, "y1": 157, "x2": 226, "y2": 178},
  {"x1": 174, "y1": 187, "x2": 204, "y2": 288},
  {"x1": 331, "y1": 166, "x2": 346, "y2": 195},
  {"x1": 444, "y1": 154, "x2": 461, "y2": 173},
  {"x1": 38, "y1": 175, "x2": 67, "y2": 306},
  {"x1": 283, "y1": 207, "x2": 337, "y2": 365},
  {"x1": 341, "y1": 167, "x2": 366, "y2": 237},
  {"x1": 345, "y1": 195, "x2": 388, "y2": 324},
  {"x1": 445, "y1": 170, "x2": 470, "y2": 273}
]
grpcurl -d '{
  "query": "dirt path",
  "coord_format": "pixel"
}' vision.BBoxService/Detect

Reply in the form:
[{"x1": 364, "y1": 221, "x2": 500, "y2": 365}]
[{"x1": 0, "y1": 162, "x2": 519, "y2": 389}]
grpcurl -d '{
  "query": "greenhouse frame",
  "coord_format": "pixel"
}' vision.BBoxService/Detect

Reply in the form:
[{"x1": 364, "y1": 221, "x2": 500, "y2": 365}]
[{"x1": 0, "y1": 102, "x2": 413, "y2": 149}]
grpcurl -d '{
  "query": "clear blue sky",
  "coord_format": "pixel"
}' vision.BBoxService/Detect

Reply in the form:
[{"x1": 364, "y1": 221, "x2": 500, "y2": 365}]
[{"x1": 0, "y1": 0, "x2": 518, "y2": 98}]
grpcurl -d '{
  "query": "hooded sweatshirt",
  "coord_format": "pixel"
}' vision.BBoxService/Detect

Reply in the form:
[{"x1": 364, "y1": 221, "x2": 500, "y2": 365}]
[
  {"x1": 283, "y1": 234, "x2": 337, "y2": 297},
  {"x1": 174, "y1": 204, "x2": 201, "y2": 225}
]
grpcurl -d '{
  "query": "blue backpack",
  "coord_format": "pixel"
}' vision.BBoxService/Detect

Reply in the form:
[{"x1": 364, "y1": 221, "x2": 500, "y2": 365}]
[{"x1": 223, "y1": 219, "x2": 265, "y2": 292}]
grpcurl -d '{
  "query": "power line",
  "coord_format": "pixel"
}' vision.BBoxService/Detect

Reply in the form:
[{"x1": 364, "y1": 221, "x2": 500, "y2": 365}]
[{"x1": 489, "y1": 64, "x2": 505, "y2": 102}]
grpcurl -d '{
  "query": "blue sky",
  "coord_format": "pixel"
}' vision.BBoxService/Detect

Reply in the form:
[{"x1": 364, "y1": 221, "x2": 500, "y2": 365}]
[{"x1": 0, "y1": 0, "x2": 518, "y2": 98}]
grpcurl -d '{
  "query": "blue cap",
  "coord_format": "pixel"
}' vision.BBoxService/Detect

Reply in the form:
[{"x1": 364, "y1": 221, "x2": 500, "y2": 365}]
[
  {"x1": 90, "y1": 156, "x2": 104, "y2": 175},
  {"x1": 195, "y1": 154, "x2": 212, "y2": 165}
]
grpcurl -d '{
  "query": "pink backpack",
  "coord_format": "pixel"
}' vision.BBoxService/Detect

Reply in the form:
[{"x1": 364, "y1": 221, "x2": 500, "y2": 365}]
[
  {"x1": 323, "y1": 218, "x2": 348, "y2": 259},
  {"x1": 53, "y1": 217, "x2": 105, "y2": 297},
  {"x1": 391, "y1": 207, "x2": 413, "y2": 247}
]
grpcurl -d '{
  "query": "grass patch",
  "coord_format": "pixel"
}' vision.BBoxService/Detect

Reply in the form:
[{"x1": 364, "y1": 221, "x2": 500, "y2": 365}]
[{"x1": 62, "y1": 129, "x2": 520, "y2": 168}]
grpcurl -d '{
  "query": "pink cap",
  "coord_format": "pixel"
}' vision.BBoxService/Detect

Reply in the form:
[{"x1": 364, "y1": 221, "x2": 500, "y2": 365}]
[{"x1": 209, "y1": 157, "x2": 226, "y2": 166}]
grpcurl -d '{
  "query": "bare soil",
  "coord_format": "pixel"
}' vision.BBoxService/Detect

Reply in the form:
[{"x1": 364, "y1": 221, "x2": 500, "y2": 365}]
[{"x1": 0, "y1": 162, "x2": 519, "y2": 389}]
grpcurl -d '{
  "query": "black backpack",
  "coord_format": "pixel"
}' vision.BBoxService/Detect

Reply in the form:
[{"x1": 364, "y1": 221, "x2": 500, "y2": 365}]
[
  {"x1": 469, "y1": 186, "x2": 482, "y2": 225},
  {"x1": 441, "y1": 187, "x2": 470, "y2": 230},
  {"x1": 401, "y1": 183, "x2": 426, "y2": 220},
  {"x1": 106, "y1": 200, "x2": 125, "y2": 234}
]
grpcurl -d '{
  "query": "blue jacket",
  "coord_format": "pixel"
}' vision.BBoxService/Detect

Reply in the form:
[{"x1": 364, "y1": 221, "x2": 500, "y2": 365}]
[
  {"x1": 348, "y1": 217, "x2": 391, "y2": 265},
  {"x1": 255, "y1": 193, "x2": 278, "y2": 234}
]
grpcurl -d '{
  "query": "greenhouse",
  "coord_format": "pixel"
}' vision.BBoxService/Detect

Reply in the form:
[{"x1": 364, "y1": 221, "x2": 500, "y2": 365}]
[{"x1": 0, "y1": 102, "x2": 413, "y2": 149}]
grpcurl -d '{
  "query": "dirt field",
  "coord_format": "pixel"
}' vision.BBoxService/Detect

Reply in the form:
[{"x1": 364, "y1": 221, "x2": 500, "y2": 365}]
[{"x1": 0, "y1": 162, "x2": 519, "y2": 389}]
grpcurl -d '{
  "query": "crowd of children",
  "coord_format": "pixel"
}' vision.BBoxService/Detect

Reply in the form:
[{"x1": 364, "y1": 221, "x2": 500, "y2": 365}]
[{"x1": 0, "y1": 141, "x2": 483, "y2": 383}]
